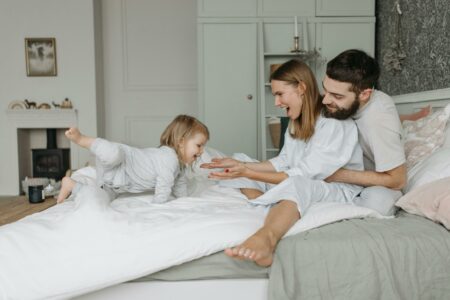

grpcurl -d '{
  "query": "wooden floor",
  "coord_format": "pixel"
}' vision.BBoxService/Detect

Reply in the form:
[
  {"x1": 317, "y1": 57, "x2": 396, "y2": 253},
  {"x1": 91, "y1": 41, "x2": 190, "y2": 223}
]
[{"x1": 0, "y1": 196, "x2": 57, "y2": 226}]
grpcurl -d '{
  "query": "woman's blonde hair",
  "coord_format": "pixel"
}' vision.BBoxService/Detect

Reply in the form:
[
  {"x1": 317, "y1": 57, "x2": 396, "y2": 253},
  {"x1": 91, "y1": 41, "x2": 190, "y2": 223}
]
[
  {"x1": 270, "y1": 59, "x2": 322, "y2": 141},
  {"x1": 160, "y1": 115, "x2": 209, "y2": 161}
]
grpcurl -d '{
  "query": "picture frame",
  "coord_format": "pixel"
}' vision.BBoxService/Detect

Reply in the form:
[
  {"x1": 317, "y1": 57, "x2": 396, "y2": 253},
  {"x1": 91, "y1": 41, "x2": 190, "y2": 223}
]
[{"x1": 25, "y1": 38, "x2": 57, "y2": 76}]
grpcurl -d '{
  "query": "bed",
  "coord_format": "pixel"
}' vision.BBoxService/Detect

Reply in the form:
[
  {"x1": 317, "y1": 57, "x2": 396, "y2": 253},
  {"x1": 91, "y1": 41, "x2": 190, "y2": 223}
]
[
  {"x1": 80, "y1": 88, "x2": 450, "y2": 300},
  {"x1": 1, "y1": 88, "x2": 450, "y2": 300}
]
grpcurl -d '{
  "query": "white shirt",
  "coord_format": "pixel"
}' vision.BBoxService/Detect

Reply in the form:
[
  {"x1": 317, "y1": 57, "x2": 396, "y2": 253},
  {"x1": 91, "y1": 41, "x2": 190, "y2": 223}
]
[
  {"x1": 352, "y1": 90, "x2": 405, "y2": 172},
  {"x1": 96, "y1": 141, "x2": 187, "y2": 203},
  {"x1": 269, "y1": 115, "x2": 363, "y2": 179}
]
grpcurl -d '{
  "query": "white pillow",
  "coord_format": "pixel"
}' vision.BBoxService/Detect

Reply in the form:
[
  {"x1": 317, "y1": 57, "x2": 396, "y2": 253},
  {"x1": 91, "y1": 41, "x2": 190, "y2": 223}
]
[
  {"x1": 444, "y1": 118, "x2": 450, "y2": 147},
  {"x1": 404, "y1": 146, "x2": 450, "y2": 193}
]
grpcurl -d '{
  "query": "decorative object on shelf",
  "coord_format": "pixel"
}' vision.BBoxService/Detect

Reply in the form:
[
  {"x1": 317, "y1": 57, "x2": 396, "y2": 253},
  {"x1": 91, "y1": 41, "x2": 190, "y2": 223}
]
[
  {"x1": 24, "y1": 99, "x2": 37, "y2": 109},
  {"x1": 291, "y1": 16, "x2": 301, "y2": 53},
  {"x1": 25, "y1": 37, "x2": 57, "y2": 77},
  {"x1": 268, "y1": 117, "x2": 281, "y2": 148},
  {"x1": 289, "y1": 16, "x2": 320, "y2": 62},
  {"x1": 52, "y1": 101, "x2": 61, "y2": 108},
  {"x1": 60, "y1": 98, "x2": 73, "y2": 109},
  {"x1": 383, "y1": 1, "x2": 406, "y2": 74},
  {"x1": 38, "y1": 102, "x2": 51, "y2": 109},
  {"x1": 8, "y1": 100, "x2": 27, "y2": 110}
]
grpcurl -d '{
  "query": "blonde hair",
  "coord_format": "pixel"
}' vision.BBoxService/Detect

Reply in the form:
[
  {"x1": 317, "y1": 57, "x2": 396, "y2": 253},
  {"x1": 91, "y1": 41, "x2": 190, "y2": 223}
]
[
  {"x1": 160, "y1": 115, "x2": 209, "y2": 161},
  {"x1": 270, "y1": 59, "x2": 322, "y2": 141}
]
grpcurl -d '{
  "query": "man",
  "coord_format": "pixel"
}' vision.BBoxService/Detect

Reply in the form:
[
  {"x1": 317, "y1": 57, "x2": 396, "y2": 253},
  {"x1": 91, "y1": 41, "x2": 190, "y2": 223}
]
[{"x1": 323, "y1": 49, "x2": 406, "y2": 216}]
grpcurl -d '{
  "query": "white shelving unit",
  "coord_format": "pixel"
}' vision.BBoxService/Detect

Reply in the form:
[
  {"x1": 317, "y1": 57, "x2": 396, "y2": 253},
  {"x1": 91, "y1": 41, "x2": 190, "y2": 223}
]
[
  {"x1": 259, "y1": 17, "x2": 319, "y2": 159},
  {"x1": 198, "y1": 0, "x2": 375, "y2": 161}
]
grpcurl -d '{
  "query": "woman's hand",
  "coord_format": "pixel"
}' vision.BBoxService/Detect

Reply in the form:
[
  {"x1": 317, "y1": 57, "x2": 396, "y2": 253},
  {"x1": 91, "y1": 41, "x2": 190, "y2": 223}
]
[
  {"x1": 200, "y1": 157, "x2": 250, "y2": 180},
  {"x1": 200, "y1": 157, "x2": 240, "y2": 169},
  {"x1": 207, "y1": 161, "x2": 250, "y2": 180}
]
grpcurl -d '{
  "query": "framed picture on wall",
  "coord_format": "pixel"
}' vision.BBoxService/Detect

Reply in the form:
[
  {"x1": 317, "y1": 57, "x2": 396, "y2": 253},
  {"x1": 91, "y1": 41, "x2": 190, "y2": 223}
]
[{"x1": 25, "y1": 38, "x2": 57, "y2": 76}]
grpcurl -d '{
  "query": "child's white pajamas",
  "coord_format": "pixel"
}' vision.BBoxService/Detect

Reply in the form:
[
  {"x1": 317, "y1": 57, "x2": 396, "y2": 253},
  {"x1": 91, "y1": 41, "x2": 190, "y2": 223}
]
[{"x1": 74, "y1": 138, "x2": 187, "y2": 203}]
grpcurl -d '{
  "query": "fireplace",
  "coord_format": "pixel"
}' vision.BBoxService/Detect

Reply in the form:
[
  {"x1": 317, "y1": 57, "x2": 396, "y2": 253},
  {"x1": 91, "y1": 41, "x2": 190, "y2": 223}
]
[{"x1": 31, "y1": 129, "x2": 70, "y2": 180}]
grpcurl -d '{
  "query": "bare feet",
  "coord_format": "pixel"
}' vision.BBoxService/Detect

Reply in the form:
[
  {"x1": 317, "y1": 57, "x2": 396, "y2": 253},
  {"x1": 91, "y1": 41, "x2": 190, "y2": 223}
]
[
  {"x1": 240, "y1": 188, "x2": 264, "y2": 200},
  {"x1": 65, "y1": 127, "x2": 94, "y2": 149},
  {"x1": 57, "y1": 176, "x2": 76, "y2": 203},
  {"x1": 224, "y1": 228, "x2": 277, "y2": 267}
]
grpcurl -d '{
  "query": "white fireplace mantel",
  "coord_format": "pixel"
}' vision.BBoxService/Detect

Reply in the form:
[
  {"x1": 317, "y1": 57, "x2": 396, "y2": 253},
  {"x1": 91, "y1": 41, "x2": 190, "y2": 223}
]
[
  {"x1": 6, "y1": 109, "x2": 79, "y2": 195},
  {"x1": 6, "y1": 109, "x2": 78, "y2": 128}
]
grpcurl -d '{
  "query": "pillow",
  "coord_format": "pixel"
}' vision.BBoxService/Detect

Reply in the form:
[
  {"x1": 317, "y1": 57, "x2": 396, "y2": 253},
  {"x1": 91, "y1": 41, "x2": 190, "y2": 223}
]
[
  {"x1": 444, "y1": 117, "x2": 450, "y2": 147},
  {"x1": 402, "y1": 103, "x2": 450, "y2": 170},
  {"x1": 404, "y1": 146, "x2": 450, "y2": 193},
  {"x1": 396, "y1": 176, "x2": 450, "y2": 230}
]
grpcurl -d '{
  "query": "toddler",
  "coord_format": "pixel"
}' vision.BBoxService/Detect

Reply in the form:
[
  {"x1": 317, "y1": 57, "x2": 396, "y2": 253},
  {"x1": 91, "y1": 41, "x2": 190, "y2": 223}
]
[{"x1": 57, "y1": 115, "x2": 209, "y2": 203}]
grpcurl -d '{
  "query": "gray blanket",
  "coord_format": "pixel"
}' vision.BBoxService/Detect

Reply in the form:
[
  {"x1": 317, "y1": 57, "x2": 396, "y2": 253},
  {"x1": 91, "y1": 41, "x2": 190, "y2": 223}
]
[{"x1": 269, "y1": 211, "x2": 450, "y2": 300}]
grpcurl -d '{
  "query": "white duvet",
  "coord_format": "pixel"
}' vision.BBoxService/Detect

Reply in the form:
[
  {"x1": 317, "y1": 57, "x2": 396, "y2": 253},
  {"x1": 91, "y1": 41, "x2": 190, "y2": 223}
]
[{"x1": 0, "y1": 168, "x2": 385, "y2": 300}]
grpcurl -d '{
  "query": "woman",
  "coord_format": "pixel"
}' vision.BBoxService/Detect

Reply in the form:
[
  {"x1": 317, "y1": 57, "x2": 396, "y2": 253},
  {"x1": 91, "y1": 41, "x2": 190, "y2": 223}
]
[{"x1": 201, "y1": 59, "x2": 363, "y2": 266}]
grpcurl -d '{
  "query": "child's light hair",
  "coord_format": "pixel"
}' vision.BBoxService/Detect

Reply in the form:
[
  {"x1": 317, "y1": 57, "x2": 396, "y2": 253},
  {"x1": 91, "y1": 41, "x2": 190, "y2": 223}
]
[{"x1": 160, "y1": 115, "x2": 209, "y2": 162}]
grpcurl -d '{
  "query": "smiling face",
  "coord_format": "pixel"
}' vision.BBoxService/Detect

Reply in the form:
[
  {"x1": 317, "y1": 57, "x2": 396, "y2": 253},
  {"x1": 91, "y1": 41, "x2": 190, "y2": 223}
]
[
  {"x1": 321, "y1": 75, "x2": 375, "y2": 120},
  {"x1": 271, "y1": 80, "x2": 304, "y2": 120},
  {"x1": 179, "y1": 132, "x2": 208, "y2": 165}
]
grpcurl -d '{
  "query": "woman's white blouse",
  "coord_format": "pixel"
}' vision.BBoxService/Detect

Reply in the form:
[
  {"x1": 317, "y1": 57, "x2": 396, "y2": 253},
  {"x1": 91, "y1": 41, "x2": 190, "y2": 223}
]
[{"x1": 269, "y1": 115, "x2": 363, "y2": 180}]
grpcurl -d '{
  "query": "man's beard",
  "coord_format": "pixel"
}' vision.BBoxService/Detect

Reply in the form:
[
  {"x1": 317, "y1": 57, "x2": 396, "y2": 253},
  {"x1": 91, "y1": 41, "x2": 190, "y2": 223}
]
[{"x1": 323, "y1": 98, "x2": 360, "y2": 120}]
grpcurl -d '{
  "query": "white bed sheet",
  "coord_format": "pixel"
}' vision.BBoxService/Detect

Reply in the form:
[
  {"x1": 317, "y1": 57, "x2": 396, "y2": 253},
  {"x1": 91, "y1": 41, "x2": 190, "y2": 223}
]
[{"x1": 0, "y1": 170, "x2": 385, "y2": 300}]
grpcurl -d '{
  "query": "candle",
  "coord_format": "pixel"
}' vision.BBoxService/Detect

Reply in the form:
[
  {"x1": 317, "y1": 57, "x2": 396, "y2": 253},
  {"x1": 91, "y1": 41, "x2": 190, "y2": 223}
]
[
  {"x1": 302, "y1": 19, "x2": 309, "y2": 51},
  {"x1": 294, "y1": 16, "x2": 298, "y2": 37}
]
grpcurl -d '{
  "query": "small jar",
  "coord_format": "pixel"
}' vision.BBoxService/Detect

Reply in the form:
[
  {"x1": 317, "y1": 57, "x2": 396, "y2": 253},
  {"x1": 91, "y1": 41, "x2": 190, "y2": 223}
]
[{"x1": 28, "y1": 185, "x2": 45, "y2": 203}]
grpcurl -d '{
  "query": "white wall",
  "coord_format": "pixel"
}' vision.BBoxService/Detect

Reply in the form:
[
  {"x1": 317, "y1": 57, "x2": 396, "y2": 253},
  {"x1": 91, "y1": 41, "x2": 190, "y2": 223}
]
[
  {"x1": 0, "y1": 0, "x2": 99, "y2": 195},
  {"x1": 101, "y1": 0, "x2": 198, "y2": 147},
  {"x1": 0, "y1": 0, "x2": 198, "y2": 195}
]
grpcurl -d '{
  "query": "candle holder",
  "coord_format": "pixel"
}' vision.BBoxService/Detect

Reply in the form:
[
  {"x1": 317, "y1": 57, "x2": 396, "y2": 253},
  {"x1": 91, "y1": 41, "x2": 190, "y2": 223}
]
[{"x1": 290, "y1": 36, "x2": 305, "y2": 54}]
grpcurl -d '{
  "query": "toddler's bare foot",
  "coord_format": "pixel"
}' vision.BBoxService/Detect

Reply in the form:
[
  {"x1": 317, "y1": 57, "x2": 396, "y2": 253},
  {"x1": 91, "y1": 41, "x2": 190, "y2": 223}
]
[
  {"x1": 224, "y1": 228, "x2": 277, "y2": 267},
  {"x1": 57, "y1": 176, "x2": 76, "y2": 203},
  {"x1": 65, "y1": 127, "x2": 94, "y2": 149}
]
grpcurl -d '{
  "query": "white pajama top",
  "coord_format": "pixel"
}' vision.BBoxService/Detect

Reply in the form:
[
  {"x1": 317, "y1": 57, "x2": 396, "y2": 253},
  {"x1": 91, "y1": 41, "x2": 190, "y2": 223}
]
[{"x1": 91, "y1": 139, "x2": 187, "y2": 203}]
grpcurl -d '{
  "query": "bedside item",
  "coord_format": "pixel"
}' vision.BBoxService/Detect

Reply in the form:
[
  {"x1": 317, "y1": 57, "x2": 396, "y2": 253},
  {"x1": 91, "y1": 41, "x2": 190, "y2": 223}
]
[
  {"x1": 28, "y1": 185, "x2": 45, "y2": 203},
  {"x1": 268, "y1": 117, "x2": 281, "y2": 148},
  {"x1": 22, "y1": 177, "x2": 50, "y2": 195},
  {"x1": 8, "y1": 100, "x2": 27, "y2": 110}
]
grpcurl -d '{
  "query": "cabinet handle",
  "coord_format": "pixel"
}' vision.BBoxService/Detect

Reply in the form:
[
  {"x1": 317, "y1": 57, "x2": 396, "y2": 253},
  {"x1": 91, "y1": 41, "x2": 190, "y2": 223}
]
[{"x1": 247, "y1": 94, "x2": 253, "y2": 100}]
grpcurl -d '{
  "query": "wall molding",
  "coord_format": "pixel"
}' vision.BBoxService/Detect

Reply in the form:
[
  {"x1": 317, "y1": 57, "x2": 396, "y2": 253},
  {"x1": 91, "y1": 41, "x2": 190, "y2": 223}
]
[
  {"x1": 120, "y1": 0, "x2": 196, "y2": 92},
  {"x1": 124, "y1": 115, "x2": 173, "y2": 146}
]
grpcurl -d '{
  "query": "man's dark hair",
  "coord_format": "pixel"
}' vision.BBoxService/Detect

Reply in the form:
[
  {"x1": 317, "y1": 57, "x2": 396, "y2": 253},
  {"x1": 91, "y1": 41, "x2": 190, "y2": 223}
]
[{"x1": 326, "y1": 49, "x2": 379, "y2": 94}]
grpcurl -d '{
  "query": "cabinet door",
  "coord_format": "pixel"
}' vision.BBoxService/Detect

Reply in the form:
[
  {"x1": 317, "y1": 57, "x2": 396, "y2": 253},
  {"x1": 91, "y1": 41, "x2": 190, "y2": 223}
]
[
  {"x1": 198, "y1": 0, "x2": 257, "y2": 17},
  {"x1": 259, "y1": 0, "x2": 315, "y2": 17},
  {"x1": 200, "y1": 22, "x2": 258, "y2": 157},
  {"x1": 316, "y1": 0, "x2": 375, "y2": 16},
  {"x1": 315, "y1": 18, "x2": 375, "y2": 87}
]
